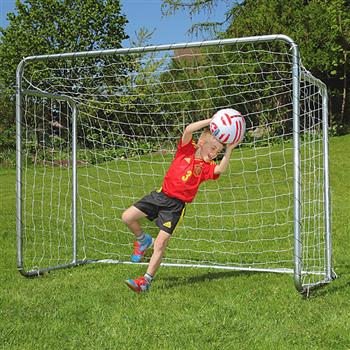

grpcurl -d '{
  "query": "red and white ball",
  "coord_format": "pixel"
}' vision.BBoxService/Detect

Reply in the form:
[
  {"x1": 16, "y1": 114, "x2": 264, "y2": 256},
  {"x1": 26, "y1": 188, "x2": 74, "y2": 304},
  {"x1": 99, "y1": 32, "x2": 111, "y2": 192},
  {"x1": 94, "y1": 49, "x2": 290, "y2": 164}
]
[{"x1": 210, "y1": 108, "x2": 246, "y2": 145}]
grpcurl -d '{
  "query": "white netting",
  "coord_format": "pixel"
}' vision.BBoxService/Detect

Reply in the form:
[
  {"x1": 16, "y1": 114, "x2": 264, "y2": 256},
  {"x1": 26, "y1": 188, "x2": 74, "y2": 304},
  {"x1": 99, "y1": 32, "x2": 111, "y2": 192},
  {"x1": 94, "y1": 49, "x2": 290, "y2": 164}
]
[
  {"x1": 19, "y1": 39, "x2": 328, "y2": 287},
  {"x1": 300, "y1": 70, "x2": 327, "y2": 287}
]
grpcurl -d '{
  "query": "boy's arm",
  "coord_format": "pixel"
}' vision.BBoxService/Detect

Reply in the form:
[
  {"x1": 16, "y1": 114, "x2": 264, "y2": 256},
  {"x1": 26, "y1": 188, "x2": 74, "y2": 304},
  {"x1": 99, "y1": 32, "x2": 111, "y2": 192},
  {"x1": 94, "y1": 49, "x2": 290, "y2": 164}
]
[
  {"x1": 214, "y1": 143, "x2": 236, "y2": 175},
  {"x1": 182, "y1": 118, "x2": 212, "y2": 146}
]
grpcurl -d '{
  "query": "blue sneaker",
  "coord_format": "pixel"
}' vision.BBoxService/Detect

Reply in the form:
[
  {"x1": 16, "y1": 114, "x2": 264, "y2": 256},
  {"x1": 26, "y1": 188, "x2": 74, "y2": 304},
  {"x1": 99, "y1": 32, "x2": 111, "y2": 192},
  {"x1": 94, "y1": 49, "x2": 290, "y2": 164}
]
[
  {"x1": 125, "y1": 276, "x2": 150, "y2": 293},
  {"x1": 131, "y1": 234, "x2": 154, "y2": 262}
]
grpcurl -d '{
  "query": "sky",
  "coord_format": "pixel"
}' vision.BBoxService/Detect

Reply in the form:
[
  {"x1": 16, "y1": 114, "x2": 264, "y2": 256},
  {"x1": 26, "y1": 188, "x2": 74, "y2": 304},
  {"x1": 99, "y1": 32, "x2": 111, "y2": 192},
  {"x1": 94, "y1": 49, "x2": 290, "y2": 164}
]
[{"x1": 0, "y1": 0, "x2": 230, "y2": 46}]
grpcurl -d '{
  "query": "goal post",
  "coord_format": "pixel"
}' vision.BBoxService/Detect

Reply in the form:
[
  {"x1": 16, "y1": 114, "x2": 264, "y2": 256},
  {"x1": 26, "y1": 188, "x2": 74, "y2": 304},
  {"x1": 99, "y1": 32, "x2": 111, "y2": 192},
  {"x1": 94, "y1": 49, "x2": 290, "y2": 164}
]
[{"x1": 16, "y1": 34, "x2": 334, "y2": 293}]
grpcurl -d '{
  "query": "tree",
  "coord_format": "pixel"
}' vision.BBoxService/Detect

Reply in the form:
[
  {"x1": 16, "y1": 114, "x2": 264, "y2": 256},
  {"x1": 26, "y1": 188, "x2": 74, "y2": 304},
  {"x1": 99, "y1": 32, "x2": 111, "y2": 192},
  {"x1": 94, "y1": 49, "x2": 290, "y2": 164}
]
[
  {"x1": 0, "y1": 0, "x2": 129, "y2": 151},
  {"x1": 161, "y1": 0, "x2": 234, "y2": 38},
  {"x1": 161, "y1": 0, "x2": 350, "y2": 132},
  {"x1": 224, "y1": 0, "x2": 350, "y2": 131}
]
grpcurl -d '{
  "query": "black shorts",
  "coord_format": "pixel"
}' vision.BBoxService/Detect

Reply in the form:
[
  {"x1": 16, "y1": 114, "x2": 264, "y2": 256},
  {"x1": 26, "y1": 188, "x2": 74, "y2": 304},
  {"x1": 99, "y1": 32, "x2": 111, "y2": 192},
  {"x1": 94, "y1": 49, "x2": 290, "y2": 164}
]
[{"x1": 133, "y1": 190, "x2": 186, "y2": 234}]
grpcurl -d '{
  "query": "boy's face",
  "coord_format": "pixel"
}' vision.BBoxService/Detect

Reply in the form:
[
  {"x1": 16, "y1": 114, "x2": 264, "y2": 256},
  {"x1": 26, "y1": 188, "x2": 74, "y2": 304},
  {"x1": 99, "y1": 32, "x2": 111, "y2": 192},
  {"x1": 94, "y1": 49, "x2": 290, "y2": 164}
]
[{"x1": 198, "y1": 135, "x2": 224, "y2": 162}]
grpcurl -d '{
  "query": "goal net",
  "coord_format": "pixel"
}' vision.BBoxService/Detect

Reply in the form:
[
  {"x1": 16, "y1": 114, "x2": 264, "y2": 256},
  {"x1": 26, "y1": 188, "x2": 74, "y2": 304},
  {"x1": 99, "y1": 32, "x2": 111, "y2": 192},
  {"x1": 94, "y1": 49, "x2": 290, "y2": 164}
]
[{"x1": 16, "y1": 35, "x2": 333, "y2": 292}]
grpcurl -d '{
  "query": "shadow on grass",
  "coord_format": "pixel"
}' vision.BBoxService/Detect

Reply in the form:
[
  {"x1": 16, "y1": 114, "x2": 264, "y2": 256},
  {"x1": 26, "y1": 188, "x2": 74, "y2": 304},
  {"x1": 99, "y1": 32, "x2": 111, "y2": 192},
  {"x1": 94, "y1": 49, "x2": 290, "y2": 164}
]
[
  {"x1": 161, "y1": 269, "x2": 262, "y2": 289},
  {"x1": 306, "y1": 266, "x2": 350, "y2": 298}
]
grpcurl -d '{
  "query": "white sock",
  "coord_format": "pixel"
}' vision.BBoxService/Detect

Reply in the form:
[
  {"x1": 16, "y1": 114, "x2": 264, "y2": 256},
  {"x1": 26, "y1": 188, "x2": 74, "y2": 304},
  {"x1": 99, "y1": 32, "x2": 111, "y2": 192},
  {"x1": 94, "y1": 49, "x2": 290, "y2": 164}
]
[
  {"x1": 137, "y1": 233, "x2": 146, "y2": 244},
  {"x1": 144, "y1": 273, "x2": 153, "y2": 284}
]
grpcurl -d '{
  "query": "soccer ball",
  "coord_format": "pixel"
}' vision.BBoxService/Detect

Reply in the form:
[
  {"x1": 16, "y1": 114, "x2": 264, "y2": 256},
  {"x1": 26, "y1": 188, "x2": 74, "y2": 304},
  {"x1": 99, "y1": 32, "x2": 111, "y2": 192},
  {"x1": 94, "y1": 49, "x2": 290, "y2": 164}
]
[{"x1": 210, "y1": 108, "x2": 246, "y2": 145}]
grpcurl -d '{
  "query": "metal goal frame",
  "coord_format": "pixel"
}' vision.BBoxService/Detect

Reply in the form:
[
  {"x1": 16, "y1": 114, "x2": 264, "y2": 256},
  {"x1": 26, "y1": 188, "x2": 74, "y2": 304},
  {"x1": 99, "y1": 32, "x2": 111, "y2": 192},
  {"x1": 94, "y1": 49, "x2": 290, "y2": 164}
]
[{"x1": 16, "y1": 34, "x2": 334, "y2": 294}]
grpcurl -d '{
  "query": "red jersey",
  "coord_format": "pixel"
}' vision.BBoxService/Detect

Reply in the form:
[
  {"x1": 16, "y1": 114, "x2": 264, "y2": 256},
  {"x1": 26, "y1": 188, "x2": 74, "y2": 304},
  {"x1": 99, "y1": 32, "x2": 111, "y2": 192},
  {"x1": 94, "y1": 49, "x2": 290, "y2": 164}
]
[{"x1": 162, "y1": 138, "x2": 220, "y2": 203}]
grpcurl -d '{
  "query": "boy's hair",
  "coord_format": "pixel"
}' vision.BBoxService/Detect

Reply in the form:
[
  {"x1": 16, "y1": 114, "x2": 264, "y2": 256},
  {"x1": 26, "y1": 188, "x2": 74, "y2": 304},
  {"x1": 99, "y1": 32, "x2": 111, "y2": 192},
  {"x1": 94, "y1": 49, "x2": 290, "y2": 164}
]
[
  {"x1": 198, "y1": 128, "x2": 224, "y2": 148},
  {"x1": 198, "y1": 128, "x2": 212, "y2": 142}
]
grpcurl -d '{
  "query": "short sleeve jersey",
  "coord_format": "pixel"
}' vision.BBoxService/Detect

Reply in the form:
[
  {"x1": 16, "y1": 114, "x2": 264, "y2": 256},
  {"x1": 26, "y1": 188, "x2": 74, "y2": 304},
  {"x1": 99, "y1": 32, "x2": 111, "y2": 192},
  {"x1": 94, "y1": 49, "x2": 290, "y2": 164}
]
[{"x1": 162, "y1": 138, "x2": 220, "y2": 203}]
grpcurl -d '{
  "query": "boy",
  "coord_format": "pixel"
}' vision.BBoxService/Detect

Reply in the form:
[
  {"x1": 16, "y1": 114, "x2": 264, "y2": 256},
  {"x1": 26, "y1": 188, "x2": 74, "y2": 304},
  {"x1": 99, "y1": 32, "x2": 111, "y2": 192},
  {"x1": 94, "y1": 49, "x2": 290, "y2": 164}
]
[{"x1": 122, "y1": 117, "x2": 236, "y2": 293}]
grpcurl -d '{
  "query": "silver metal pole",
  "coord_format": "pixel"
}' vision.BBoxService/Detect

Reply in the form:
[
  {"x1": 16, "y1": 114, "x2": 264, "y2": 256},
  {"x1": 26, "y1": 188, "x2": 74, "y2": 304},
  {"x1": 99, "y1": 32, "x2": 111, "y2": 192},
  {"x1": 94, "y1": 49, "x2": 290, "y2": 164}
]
[
  {"x1": 291, "y1": 44, "x2": 303, "y2": 292},
  {"x1": 322, "y1": 87, "x2": 332, "y2": 281},
  {"x1": 20, "y1": 34, "x2": 296, "y2": 63},
  {"x1": 70, "y1": 100, "x2": 78, "y2": 265},
  {"x1": 16, "y1": 60, "x2": 26, "y2": 274},
  {"x1": 20, "y1": 89, "x2": 78, "y2": 267}
]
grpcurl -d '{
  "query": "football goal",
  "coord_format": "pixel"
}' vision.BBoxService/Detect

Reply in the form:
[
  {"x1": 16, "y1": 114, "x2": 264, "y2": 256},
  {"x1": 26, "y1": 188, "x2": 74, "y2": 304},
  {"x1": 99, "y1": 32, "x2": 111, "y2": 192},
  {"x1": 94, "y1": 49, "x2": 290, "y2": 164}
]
[{"x1": 16, "y1": 34, "x2": 334, "y2": 293}]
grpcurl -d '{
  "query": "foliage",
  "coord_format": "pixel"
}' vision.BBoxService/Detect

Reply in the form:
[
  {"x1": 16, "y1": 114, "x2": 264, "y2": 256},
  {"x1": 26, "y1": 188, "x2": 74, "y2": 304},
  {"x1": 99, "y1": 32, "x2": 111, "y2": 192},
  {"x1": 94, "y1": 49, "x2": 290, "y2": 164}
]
[
  {"x1": 156, "y1": 41, "x2": 295, "y2": 141},
  {"x1": 161, "y1": 0, "x2": 350, "y2": 133},
  {"x1": 225, "y1": 0, "x2": 350, "y2": 131},
  {"x1": 2, "y1": 0, "x2": 349, "y2": 162},
  {"x1": 0, "y1": 0, "x2": 129, "y2": 151},
  {"x1": 0, "y1": 1, "x2": 174, "y2": 158},
  {"x1": 161, "y1": 0, "x2": 234, "y2": 37}
]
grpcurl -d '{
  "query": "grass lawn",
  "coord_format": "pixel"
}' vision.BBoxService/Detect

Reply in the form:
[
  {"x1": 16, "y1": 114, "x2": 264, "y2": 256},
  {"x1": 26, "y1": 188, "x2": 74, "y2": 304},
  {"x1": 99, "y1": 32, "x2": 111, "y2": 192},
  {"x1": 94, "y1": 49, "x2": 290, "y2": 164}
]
[{"x1": 1, "y1": 134, "x2": 350, "y2": 350}]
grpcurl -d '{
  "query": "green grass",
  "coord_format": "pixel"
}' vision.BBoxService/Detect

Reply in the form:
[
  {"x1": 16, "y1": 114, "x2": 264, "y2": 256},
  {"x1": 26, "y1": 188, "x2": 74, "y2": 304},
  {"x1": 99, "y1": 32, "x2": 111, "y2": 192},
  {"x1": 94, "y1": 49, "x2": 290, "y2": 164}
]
[{"x1": 1, "y1": 135, "x2": 350, "y2": 349}]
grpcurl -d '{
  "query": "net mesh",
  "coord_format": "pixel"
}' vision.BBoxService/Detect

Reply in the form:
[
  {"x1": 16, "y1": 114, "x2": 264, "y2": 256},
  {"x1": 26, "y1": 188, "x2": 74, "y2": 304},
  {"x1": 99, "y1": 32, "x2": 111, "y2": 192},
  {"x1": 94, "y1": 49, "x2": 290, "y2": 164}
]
[{"x1": 19, "y1": 39, "x2": 328, "y2": 287}]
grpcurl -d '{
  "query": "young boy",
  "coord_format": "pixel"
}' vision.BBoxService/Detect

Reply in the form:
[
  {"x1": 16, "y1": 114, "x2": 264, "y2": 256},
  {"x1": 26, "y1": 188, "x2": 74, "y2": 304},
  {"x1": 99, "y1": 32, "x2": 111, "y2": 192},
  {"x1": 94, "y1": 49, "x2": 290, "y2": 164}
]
[{"x1": 122, "y1": 117, "x2": 236, "y2": 293}]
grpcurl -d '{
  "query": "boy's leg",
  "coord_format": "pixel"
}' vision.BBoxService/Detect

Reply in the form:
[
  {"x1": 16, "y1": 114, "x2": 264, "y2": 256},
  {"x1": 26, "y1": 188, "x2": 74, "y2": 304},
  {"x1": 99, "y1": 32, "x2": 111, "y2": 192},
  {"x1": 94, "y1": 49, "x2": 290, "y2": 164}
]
[
  {"x1": 146, "y1": 230, "x2": 171, "y2": 276},
  {"x1": 125, "y1": 230, "x2": 171, "y2": 293},
  {"x1": 121, "y1": 205, "x2": 147, "y2": 236},
  {"x1": 122, "y1": 205, "x2": 154, "y2": 262}
]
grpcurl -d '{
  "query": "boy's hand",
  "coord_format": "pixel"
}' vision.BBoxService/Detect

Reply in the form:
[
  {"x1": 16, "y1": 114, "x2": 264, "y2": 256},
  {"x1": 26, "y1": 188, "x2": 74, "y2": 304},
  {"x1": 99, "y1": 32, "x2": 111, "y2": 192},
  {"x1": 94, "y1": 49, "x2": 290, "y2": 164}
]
[
  {"x1": 214, "y1": 141, "x2": 238, "y2": 175},
  {"x1": 226, "y1": 142, "x2": 239, "y2": 151}
]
